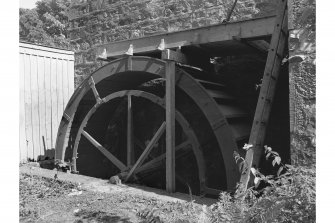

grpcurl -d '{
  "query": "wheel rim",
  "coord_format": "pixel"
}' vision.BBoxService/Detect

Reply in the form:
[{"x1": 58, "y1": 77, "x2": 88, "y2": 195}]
[
  {"x1": 72, "y1": 90, "x2": 205, "y2": 194},
  {"x1": 56, "y1": 56, "x2": 250, "y2": 194}
]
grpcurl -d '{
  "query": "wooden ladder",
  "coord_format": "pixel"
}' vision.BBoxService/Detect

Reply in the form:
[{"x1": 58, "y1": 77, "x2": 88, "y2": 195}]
[{"x1": 236, "y1": 0, "x2": 288, "y2": 195}]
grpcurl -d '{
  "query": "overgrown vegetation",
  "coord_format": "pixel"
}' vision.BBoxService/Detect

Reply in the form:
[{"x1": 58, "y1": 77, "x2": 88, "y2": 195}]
[
  {"x1": 119, "y1": 146, "x2": 315, "y2": 223},
  {"x1": 206, "y1": 146, "x2": 315, "y2": 222},
  {"x1": 132, "y1": 146, "x2": 315, "y2": 222},
  {"x1": 19, "y1": 0, "x2": 72, "y2": 48}
]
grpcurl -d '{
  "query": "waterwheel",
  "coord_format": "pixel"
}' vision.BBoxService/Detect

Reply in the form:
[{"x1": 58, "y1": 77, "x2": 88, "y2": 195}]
[{"x1": 55, "y1": 56, "x2": 252, "y2": 196}]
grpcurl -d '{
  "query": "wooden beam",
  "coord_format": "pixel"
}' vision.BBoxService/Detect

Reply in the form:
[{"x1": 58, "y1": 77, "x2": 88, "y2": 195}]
[
  {"x1": 82, "y1": 130, "x2": 127, "y2": 171},
  {"x1": 161, "y1": 49, "x2": 187, "y2": 64},
  {"x1": 127, "y1": 94, "x2": 134, "y2": 167},
  {"x1": 88, "y1": 76, "x2": 102, "y2": 104},
  {"x1": 95, "y1": 16, "x2": 276, "y2": 58},
  {"x1": 247, "y1": 40, "x2": 270, "y2": 53},
  {"x1": 166, "y1": 60, "x2": 176, "y2": 193},
  {"x1": 135, "y1": 140, "x2": 191, "y2": 174},
  {"x1": 125, "y1": 122, "x2": 166, "y2": 182},
  {"x1": 134, "y1": 137, "x2": 156, "y2": 160},
  {"x1": 237, "y1": 0, "x2": 288, "y2": 196}
]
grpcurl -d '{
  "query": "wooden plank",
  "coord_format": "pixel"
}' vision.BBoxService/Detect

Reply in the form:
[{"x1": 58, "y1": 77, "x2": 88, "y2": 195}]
[
  {"x1": 247, "y1": 40, "x2": 270, "y2": 53},
  {"x1": 178, "y1": 69, "x2": 240, "y2": 190},
  {"x1": 62, "y1": 59, "x2": 69, "y2": 108},
  {"x1": 196, "y1": 79, "x2": 226, "y2": 88},
  {"x1": 68, "y1": 60, "x2": 75, "y2": 96},
  {"x1": 237, "y1": 0, "x2": 288, "y2": 196},
  {"x1": 19, "y1": 53, "x2": 27, "y2": 162},
  {"x1": 82, "y1": 130, "x2": 127, "y2": 171},
  {"x1": 204, "y1": 187, "x2": 222, "y2": 196},
  {"x1": 161, "y1": 49, "x2": 187, "y2": 64},
  {"x1": 44, "y1": 57, "x2": 53, "y2": 154},
  {"x1": 56, "y1": 58, "x2": 64, "y2": 124},
  {"x1": 37, "y1": 56, "x2": 46, "y2": 159},
  {"x1": 249, "y1": 3, "x2": 288, "y2": 168},
  {"x1": 217, "y1": 104, "x2": 248, "y2": 118},
  {"x1": 24, "y1": 54, "x2": 34, "y2": 161},
  {"x1": 206, "y1": 89, "x2": 235, "y2": 100},
  {"x1": 135, "y1": 140, "x2": 191, "y2": 174},
  {"x1": 125, "y1": 122, "x2": 166, "y2": 182},
  {"x1": 88, "y1": 76, "x2": 101, "y2": 103},
  {"x1": 95, "y1": 16, "x2": 276, "y2": 58},
  {"x1": 19, "y1": 42, "x2": 74, "y2": 56},
  {"x1": 30, "y1": 54, "x2": 41, "y2": 161},
  {"x1": 134, "y1": 137, "x2": 156, "y2": 160},
  {"x1": 127, "y1": 94, "x2": 134, "y2": 167},
  {"x1": 50, "y1": 58, "x2": 58, "y2": 148},
  {"x1": 166, "y1": 60, "x2": 176, "y2": 193}
]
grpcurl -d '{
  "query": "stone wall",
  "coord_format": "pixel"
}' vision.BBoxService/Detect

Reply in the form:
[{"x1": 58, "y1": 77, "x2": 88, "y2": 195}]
[
  {"x1": 66, "y1": 0, "x2": 260, "y2": 86},
  {"x1": 288, "y1": 0, "x2": 316, "y2": 166}
]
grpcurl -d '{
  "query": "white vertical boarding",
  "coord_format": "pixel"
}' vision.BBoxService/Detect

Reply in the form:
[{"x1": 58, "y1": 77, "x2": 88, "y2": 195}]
[
  {"x1": 37, "y1": 55, "x2": 46, "y2": 159},
  {"x1": 50, "y1": 58, "x2": 58, "y2": 149},
  {"x1": 24, "y1": 54, "x2": 34, "y2": 161},
  {"x1": 19, "y1": 53, "x2": 27, "y2": 163},
  {"x1": 19, "y1": 43, "x2": 74, "y2": 160},
  {"x1": 30, "y1": 53, "x2": 41, "y2": 161},
  {"x1": 62, "y1": 59, "x2": 69, "y2": 107},
  {"x1": 56, "y1": 59, "x2": 64, "y2": 128},
  {"x1": 68, "y1": 60, "x2": 75, "y2": 97},
  {"x1": 44, "y1": 57, "x2": 53, "y2": 155}
]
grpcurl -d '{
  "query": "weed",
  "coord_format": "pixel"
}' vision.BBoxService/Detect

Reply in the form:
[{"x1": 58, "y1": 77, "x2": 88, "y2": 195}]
[{"x1": 207, "y1": 146, "x2": 315, "y2": 223}]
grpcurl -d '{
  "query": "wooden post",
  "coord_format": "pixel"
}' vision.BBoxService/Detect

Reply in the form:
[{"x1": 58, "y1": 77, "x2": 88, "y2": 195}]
[
  {"x1": 127, "y1": 94, "x2": 134, "y2": 167},
  {"x1": 165, "y1": 60, "x2": 176, "y2": 193},
  {"x1": 236, "y1": 0, "x2": 288, "y2": 196}
]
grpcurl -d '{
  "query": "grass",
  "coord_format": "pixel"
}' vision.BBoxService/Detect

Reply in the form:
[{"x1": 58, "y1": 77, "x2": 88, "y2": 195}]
[
  {"x1": 19, "y1": 146, "x2": 316, "y2": 222},
  {"x1": 19, "y1": 173, "x2": 80, "y2": 220}
]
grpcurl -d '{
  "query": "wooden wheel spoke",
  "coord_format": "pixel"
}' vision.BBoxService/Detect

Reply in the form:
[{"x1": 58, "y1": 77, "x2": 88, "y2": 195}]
[
  {"x1": 125, "y1": 121, "x2": 166, "y2": 182},
  {"x1": 88, "y1": 77, "x2": 102, "y2": 104},
  {"x1": 127, "y1": 94, "x2": 134, "y2": 167},
  {"x1": 82, "y1": 130, "x2": 127, "y2": 171},
  {"x1": 134, "y1": 137, "x2": 156, "y2": 160},
  {"x1": 135, "y1": 140, "x2": 191, "y2": 174}
]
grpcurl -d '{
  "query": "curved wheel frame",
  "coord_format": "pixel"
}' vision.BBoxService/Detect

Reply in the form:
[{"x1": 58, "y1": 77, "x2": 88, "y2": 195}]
[
  {"x1": 55, "y1": 56, "x2": 239, "y2": 191},
  {"x1": 72, "y1": 90, "x2": 206, "y2": 191}
]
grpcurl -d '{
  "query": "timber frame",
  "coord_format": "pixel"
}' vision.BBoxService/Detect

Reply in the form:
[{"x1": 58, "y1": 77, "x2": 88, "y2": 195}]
[
  {"x1": 55, "y1": 3, "x2": 289, "y2": 195},
  {"x1": 55, "y1": 56, "x2": 242, "y2": 195}
]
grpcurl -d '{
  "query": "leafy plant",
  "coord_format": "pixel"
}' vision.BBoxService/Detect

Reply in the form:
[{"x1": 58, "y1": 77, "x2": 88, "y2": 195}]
[{"x1": 207, "y1": 146, "x2": 315, "y2": 223}]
